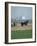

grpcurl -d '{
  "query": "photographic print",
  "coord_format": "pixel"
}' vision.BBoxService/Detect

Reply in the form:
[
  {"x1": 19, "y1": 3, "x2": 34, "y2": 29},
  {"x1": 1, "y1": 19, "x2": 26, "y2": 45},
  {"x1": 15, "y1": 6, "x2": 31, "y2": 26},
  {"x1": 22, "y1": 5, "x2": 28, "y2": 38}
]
[
  {"x1": 5, "y1": 2, "x2": 36, "y2": 44},
  {"x1": 11, "y1": 5, "x2": 32, "y2": 39}
]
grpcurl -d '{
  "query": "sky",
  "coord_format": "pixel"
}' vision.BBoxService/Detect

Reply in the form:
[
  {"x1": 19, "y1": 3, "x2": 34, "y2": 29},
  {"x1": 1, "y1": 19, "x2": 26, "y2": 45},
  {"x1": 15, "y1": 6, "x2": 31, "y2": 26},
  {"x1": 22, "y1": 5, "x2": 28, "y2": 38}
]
[{"x1": 11, "y1": 6, "x2": 32, "y2": 21}]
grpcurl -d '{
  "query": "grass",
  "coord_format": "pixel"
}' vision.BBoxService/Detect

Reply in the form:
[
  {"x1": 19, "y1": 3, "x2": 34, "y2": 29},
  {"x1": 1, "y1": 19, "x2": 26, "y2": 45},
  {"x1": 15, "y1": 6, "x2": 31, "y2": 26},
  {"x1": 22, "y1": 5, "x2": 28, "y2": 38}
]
[{"x1": 11, "y1": 29, "x2": 32, "y2": 39}]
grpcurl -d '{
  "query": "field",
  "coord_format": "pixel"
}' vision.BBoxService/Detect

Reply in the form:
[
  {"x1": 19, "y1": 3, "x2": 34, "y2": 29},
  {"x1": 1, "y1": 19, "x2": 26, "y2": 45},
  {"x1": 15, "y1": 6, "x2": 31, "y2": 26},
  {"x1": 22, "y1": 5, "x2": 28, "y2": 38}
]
[{"x1": 11, "y1": 24, "x2": 32, "y2": 39}]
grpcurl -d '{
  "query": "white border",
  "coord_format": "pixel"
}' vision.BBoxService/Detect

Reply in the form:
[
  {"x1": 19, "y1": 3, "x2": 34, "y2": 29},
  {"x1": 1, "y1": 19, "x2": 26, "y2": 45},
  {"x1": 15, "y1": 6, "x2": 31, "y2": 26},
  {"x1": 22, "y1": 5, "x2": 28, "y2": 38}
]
[{"x1": 8, "y1": 3, "x2": 35, "y2": 43}]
